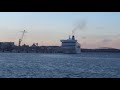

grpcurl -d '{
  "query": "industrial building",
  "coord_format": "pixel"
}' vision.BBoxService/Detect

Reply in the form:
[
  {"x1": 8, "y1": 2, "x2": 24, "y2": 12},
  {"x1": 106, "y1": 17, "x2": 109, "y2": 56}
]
[{"x1": 0, "y1": 42, "x2": 15, "y2": 52}]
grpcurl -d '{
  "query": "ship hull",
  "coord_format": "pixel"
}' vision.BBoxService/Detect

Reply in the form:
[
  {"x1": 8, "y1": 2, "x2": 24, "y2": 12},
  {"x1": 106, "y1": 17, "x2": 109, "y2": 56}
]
[{"x1": 61, "y1": 47, "x2": 81, "y2": 54}]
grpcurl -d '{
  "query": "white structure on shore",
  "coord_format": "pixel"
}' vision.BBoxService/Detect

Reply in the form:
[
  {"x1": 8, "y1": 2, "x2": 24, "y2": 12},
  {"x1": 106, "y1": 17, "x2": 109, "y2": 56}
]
[{"x1": 60, "y1": 35, "x2": 81, "y2": 54}]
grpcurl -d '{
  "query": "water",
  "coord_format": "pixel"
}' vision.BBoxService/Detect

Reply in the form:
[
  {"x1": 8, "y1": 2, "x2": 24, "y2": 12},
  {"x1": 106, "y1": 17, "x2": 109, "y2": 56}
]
[{"x1": 0, "y1": 52, "x2": 120, "y2": 78}]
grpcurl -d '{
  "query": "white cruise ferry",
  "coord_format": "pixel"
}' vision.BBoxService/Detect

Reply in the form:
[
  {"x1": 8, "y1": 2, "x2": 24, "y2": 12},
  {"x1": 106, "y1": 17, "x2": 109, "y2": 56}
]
[{"x1": 60, "y1": 35, "x2": 81, "y2": 54}]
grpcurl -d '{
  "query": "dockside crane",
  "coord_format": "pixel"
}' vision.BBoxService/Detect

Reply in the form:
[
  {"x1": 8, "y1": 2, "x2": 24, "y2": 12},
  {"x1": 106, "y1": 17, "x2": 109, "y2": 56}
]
[{"x1": 18, "y1": 30, "x2": 27, "y2": 46}]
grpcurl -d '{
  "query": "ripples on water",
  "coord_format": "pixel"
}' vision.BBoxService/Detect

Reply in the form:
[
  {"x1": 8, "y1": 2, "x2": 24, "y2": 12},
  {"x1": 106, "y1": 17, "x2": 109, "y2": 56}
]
[{"x1": 0, "y1": 52, "x2": 120, "y2": 78}]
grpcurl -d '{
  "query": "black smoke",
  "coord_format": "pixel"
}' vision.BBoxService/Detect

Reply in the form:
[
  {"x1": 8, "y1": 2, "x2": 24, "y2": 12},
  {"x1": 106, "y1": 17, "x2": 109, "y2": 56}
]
[{"x1": 72, "y1": 19, "x2": 86, "y2": 35}]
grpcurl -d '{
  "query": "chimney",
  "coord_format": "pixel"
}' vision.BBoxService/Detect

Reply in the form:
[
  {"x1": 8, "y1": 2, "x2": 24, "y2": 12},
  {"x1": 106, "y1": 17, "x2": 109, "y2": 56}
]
[{"x1": 72, "y1": 35, "x2": 75, "y2": 40}]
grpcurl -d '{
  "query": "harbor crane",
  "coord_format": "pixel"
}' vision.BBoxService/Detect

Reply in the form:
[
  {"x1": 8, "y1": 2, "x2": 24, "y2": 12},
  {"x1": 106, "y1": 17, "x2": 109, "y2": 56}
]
[{"x1": 18, "y1": 30, "x2": 27, "y2": 46}]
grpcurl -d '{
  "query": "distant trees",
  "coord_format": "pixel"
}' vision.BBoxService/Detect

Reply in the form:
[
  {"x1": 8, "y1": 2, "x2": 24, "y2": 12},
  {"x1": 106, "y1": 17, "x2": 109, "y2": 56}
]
[{"x1": 81, "y1": 49, "x2": 120, "y2": 53}]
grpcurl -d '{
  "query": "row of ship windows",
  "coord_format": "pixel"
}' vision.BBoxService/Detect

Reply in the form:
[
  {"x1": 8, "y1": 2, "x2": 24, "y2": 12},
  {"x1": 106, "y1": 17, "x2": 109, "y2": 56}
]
[
  {"x1": 62, "y1": 45, "x2": 80, "y2": 48},
  {"x1": 62, "y1": 42, "x2": 76, "y2": 43},
  {"x1": 62, "y1": 45, "x2": 76, "y2": 46}
]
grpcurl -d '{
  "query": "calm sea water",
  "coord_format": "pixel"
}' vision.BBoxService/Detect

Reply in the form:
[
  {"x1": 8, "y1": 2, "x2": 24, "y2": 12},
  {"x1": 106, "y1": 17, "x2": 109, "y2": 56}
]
[{"x1": 0, "y1": 52, "x2": 120, "y2": 78}]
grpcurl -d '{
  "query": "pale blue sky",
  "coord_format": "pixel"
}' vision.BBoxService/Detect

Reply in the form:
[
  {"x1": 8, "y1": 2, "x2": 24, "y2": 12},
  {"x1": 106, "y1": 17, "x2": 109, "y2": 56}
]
[{"x1": 0, "y1": 12, "x2": 120, "y2": 49}]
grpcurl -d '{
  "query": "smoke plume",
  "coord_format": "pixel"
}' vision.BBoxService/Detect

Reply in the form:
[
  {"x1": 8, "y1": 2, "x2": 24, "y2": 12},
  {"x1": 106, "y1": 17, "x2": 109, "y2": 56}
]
[
  {"x1": 82, "y1": 36, "x2": 87, "y2": 39},
  {"x1": 72, "y1": 19, "x2": 86, "y2": 35}
]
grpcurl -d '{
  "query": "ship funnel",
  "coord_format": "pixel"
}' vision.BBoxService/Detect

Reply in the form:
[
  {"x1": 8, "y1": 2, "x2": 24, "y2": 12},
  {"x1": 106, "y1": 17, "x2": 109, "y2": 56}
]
[{"x1": 72, "y1": 35, "x2": 75, "y2": 40}]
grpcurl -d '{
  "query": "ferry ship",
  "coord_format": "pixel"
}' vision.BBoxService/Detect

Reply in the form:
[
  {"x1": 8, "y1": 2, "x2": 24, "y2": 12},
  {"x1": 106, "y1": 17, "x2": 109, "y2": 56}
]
[{"x1": 60, "y1": 35, "x2": 81, "y2": 54}]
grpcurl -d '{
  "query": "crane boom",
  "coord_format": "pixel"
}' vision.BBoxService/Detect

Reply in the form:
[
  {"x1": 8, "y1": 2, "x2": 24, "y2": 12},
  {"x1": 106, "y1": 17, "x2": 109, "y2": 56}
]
[
  {"x1": 19, "y1": 30, "x2": 27, "y2": 46},
  {"x1": 21, "y1": 30, "x2": 25, "y2": 40}
]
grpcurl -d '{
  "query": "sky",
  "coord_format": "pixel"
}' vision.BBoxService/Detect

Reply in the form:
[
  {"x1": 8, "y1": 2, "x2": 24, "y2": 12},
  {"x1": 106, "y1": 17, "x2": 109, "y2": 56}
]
[{"x1": 0, "y1": 12, "x2": 120, "y2": 49}]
